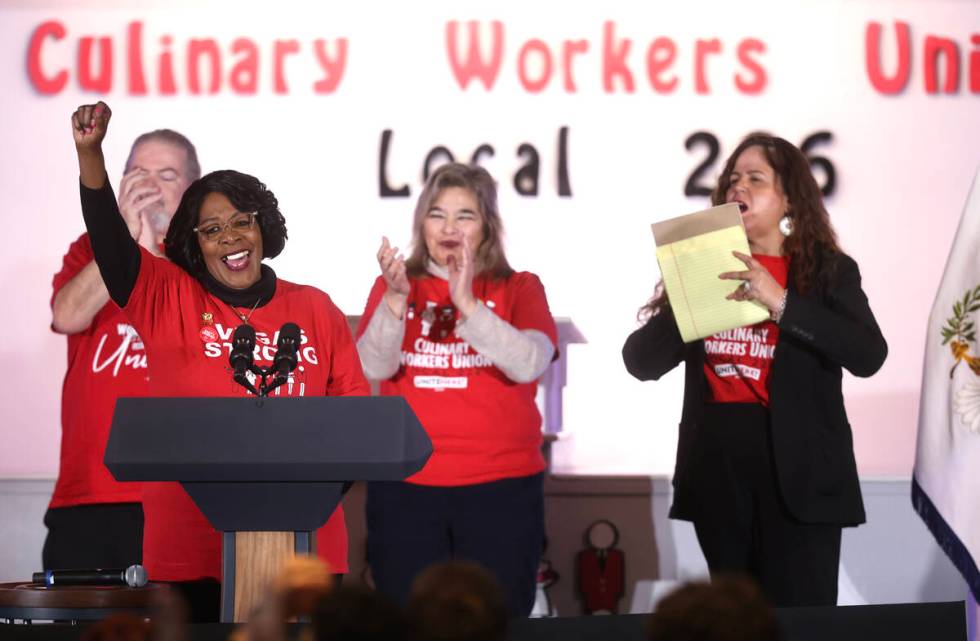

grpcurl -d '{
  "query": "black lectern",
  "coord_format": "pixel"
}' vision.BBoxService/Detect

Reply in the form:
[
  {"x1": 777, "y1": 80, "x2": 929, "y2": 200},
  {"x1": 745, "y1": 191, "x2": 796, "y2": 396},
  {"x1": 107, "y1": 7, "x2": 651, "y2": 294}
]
[{"x1": 104, "y1": 396, "x2": 431, "y2": 622}]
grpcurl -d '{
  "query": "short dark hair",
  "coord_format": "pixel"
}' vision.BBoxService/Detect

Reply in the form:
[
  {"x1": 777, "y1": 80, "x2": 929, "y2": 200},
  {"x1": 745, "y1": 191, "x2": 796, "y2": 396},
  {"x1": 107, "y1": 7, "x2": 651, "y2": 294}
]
[
  {"x1": 125, "y1": 129, "x2": 201, "y2": 182},
  {"x1": 407, "y1": 561, "x2": 508, "y2": 641},
  {"x1": 312, "y1": 585, "x2": 407, "y2": 641},
  {"x1": 164, "y1": 170, "x2": 288, "y2": 278},
  {"x1": 647, "y1": 576, "x2": 782, "y2": 641}
]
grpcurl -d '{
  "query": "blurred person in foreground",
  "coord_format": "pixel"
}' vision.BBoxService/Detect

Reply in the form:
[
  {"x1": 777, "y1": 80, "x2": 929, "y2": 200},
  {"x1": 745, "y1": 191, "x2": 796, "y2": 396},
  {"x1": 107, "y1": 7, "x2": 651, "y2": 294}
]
[
  {"x1": 647, "y1": 576, "x2": 782, "y2": 641},
  {"x1": 311, "y1": 584, "x2": 406, "y2": 641},
  {"x1": 407, "y1": 561, "x2": 508, "y2": 641}
]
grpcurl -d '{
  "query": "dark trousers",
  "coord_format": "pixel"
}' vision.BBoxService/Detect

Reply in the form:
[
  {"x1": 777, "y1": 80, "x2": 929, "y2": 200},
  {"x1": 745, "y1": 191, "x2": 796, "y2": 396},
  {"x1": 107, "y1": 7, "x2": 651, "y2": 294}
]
[
  {"x1": 690, "y1": 403, "x2": 842, "y2": 607},
  {"x1": 366, "y1": 473, "x2": 545, "y2": 617},
  {"x1": 42, "y1": 503, "x2": 143, "y2": 570}
]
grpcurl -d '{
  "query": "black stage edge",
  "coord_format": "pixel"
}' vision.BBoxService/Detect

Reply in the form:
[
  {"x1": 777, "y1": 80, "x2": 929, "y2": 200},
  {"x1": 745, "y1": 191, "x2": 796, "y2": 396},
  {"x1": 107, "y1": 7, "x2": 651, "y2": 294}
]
[{"x1": 0, "y1": 601, "x2": 966, "y2": 641}]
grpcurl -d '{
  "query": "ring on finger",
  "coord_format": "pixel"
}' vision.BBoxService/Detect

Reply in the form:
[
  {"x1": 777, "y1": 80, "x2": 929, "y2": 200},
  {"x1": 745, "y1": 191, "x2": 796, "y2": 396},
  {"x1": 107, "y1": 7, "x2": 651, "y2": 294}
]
[{"x1": 741, "y1": 281, "x2": 751, "y2": 294}]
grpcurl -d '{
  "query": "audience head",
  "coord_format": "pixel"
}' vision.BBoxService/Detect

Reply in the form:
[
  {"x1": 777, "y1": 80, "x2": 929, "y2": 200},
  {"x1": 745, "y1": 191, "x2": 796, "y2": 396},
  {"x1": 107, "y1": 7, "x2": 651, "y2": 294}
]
[
  {"x1": 311, "y1": 584, "x2": 406, "y2": 641},
  {"x1": 405, "y1": 163, "x2": 512, "y2": 279},
  {"x1": 646, "y1": 576, "x2": 782, "y2": 641},
  {"x1": 406, "y1": 561, "x2": 508, "y2": 641}
]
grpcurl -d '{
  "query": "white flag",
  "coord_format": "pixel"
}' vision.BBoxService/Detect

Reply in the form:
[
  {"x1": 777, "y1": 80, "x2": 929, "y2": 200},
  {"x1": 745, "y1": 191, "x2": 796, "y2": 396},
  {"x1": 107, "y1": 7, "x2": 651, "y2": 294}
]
[{"x1": 914, "y1": 165, "x2": 980, "y2": 600}]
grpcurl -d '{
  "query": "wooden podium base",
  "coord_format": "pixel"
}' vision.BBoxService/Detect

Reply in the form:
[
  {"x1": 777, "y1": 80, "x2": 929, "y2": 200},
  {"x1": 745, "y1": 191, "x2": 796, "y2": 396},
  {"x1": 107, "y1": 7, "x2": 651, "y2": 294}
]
[{"x1": 222, "y1": 531, "x2": 314, "y2": 622}]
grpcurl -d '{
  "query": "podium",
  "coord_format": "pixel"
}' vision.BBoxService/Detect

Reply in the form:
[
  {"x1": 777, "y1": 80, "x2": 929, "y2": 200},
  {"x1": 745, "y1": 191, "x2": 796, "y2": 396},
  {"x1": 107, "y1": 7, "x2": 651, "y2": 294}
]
[{"x1": 104, "y1": 396, "x2": 431, "y2": 622}]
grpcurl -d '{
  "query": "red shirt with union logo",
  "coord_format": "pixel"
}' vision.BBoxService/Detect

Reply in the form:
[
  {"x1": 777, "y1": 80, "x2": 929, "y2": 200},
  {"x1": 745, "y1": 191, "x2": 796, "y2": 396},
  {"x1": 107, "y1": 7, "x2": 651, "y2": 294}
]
[
  {"x1": 50, "y1": 233, "x2": 145, "y2": 509},
  {"x1": 703, "y1": 254, "x2": 789, "y2": 406},
  {"x1": 123, "y1": 248, "x2": 369, "y2": 581},
  {"x1": 356, "y1": 272, "x2": 557, "y2": 486}
]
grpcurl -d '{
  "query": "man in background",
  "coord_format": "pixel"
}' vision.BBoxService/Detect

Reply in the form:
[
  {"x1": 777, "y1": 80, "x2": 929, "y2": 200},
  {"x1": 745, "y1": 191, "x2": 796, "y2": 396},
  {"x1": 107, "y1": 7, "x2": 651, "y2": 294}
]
[{"x1": 45, "y1": 129, "x2": 200, "y2": 570}]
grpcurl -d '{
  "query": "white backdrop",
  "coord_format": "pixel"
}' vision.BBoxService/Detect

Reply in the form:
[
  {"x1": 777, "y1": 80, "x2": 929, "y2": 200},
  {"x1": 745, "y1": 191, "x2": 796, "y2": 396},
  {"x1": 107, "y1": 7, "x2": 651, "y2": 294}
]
[{"x1": 1, "y1": 0, "x2": 978, "y2": 478}]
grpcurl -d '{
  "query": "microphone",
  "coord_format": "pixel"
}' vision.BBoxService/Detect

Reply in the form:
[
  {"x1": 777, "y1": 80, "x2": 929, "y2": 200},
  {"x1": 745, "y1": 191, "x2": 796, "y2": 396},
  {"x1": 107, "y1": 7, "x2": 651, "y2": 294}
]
[
  {"x1": 271, "y1": 323, "x2": 301, "y2": 378},
  {"x1": 229, "y1": 324, "x2": 259, "y2": 395},
  {"x1": 32, "y1": 565, "x2": 148, "y2": 588},
  {"x1": 264, "y1": 323, "x2": 301, "y2": 395}
]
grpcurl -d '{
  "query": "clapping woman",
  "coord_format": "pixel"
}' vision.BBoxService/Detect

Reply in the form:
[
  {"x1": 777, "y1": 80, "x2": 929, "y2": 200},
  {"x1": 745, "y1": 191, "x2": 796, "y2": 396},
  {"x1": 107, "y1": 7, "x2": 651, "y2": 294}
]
[{"x1": 355, "y1": 163, "x2": 557, "y2": 616}]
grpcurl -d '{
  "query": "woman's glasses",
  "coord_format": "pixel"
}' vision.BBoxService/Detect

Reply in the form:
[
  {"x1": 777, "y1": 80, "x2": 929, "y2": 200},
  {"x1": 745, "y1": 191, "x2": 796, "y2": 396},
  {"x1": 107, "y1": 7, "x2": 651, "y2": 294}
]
[{"x1": 193, "y1": 212, "x2": 257, "y2": 242}]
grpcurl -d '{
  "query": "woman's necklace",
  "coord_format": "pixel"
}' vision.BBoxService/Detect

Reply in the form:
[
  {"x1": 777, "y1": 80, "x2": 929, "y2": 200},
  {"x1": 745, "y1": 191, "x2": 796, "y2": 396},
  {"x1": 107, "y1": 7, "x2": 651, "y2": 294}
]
[{"x1": 229, "y1": 298, "x2": 261, "y2": 325}]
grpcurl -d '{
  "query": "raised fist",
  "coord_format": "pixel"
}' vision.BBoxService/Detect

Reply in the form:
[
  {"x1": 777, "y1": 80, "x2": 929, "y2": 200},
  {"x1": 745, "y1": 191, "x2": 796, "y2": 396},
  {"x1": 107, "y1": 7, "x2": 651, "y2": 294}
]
[{"x1": 71, "y1": 101, "x2": 111, "y2": 150}]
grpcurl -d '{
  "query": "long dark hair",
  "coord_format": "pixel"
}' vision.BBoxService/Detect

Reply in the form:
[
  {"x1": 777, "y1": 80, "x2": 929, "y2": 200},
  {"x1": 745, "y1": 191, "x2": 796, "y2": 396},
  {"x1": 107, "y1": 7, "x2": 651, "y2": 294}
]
[
  {"x1": 640, "y1": 133, "x2": 841, "y2": 320},
  {"x1": 164, "y1": 170, "x2": 288, "y2": 278},
  {"x1": 713, "y1": 133, "x2": 840, "y2": 294},
  {"x1": 404, "y1": 162, "x2": 513, "y2": 280}
]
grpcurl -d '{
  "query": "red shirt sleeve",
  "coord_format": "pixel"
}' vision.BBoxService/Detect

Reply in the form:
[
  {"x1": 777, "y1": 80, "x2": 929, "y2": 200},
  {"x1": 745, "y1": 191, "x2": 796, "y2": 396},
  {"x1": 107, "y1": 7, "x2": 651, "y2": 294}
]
[
  {"x1": 510, "y1": 272, "x2": 559, "y2": 351},
  {"x1": 122, "y1": 246, "x2": 191, "y2": 342},
  {"x1": 51, "y1": 233, "x2": 94, "y2": 309},
  {"x1": 324, "y1": 294, "x2": 371, "y2": 397},
  {"x1": 354, "y1": 275, "x2": 388, "y2": 341}
]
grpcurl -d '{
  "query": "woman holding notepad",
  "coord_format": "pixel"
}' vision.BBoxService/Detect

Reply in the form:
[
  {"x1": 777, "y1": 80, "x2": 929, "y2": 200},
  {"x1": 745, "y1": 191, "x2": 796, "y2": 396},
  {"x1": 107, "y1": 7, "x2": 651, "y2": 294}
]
[{"x1": 622, "y1": 133, "x2": 887, "y2": 606}]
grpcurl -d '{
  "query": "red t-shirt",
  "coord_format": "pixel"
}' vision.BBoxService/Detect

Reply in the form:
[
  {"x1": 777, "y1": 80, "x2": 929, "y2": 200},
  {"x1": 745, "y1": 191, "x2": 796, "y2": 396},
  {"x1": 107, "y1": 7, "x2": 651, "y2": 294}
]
[
  {"x1": 124, "y1": 248, "x2": 370, "y2": 581},
  {"x1": 356, "y1": 272, "x2": 558, "y2": 486},
  {"x1": 703, "y1": 254, "x2": 789, "y2": 406},
  {"x1": 50, "y1": 233, "x2": 144, "y2": 509}
]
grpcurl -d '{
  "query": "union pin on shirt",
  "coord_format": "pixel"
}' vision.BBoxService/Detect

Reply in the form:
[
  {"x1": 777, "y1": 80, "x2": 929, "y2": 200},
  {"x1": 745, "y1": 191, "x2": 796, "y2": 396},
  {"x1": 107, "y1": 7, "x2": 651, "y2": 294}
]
[{"x1": 199, "y1": 311, "x2": 218, "y2": 343}]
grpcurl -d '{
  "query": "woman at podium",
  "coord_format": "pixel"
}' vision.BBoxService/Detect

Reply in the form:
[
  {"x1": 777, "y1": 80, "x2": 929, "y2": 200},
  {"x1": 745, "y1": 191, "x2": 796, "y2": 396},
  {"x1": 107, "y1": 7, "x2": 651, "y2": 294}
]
[
  {"x1": 622, "y1": 133, "x2": 887, "y2": 607},
  {"x1": 70, "y1": 102, "x2": 370, "y2": 620},
  {"x1": 355, "y1": 163, "x2": 558, "y2": 616}
]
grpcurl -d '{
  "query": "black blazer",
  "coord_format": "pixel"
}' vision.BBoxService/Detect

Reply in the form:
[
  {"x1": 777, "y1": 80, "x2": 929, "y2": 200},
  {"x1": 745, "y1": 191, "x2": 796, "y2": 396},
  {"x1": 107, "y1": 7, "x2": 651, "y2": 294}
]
[{"x1": 622, "y1": 252, "x2": 887, "y2": 525}]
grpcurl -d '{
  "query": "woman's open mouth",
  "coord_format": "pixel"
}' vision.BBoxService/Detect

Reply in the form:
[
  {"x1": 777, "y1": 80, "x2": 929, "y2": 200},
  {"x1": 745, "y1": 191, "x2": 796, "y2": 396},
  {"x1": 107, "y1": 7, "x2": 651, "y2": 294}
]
[
  {"x1": 730, "y1": 199, "x2": 748, "y2": 214},
  {"x1": 221, "y1": 249, "x2": 251, "y2": 272}
]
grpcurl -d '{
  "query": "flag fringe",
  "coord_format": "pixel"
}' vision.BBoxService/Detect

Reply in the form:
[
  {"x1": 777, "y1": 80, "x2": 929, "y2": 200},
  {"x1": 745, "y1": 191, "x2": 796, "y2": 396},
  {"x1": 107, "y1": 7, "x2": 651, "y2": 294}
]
[{"x1": 913, "y1": 475, "x2": 980, "y2": 602}]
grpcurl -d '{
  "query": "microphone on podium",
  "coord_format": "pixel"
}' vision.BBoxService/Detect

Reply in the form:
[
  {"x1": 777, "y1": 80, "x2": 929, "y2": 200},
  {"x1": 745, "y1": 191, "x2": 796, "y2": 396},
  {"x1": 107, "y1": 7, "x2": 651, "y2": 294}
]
[
  {"x1": 266, "y1": 323, "x2": 301, "y2": 394},
  {"x1": 271, "y1": 323, "x2": 301, "y2": 378},
  {"x1": 32, "y1": 564, "x2": 148, "y2": 588},
  {"x1": 229, "y1": 324, "x2": 259, "y2": 395}
]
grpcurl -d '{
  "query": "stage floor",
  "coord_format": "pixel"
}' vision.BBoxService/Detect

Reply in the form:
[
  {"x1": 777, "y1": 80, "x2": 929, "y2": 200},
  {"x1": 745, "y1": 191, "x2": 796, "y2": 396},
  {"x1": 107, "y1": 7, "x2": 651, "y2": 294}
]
[{"x1": 0, "y1": 600, "x2": 966, "y2": 641}]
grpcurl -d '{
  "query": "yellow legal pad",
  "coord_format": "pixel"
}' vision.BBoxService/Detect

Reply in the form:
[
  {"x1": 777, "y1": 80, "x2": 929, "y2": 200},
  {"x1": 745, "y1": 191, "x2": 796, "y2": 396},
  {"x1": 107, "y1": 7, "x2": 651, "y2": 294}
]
[{"x1": 652, "y1": 203, "x2": 770, "y2": 343}]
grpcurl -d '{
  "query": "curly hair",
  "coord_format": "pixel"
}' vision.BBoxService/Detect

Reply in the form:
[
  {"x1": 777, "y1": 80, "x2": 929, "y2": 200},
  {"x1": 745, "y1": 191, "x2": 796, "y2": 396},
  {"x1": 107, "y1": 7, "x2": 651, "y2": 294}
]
[
  {"x1": 640, "y1": 133, "x2": 841, "y2": 320},
  {"x1": 404, "y1": 162, "x2": 513, "y2": 280},
  {"x1": 164, "y1": 170, "x2": 288, "y2": 278},
  {"x1": 712, "y1": 133, "x2": 840, "y2": 295}
]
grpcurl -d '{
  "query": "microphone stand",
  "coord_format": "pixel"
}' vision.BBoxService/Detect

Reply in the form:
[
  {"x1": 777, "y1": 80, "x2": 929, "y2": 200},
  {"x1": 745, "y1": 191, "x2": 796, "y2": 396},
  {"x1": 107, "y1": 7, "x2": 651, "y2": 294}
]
[
  {"x1": 236, "y1": 364, "x2": 292, "y2": 397},
  {"x1": 231, "y1": 324, "x2": 300, "y2": 397}
]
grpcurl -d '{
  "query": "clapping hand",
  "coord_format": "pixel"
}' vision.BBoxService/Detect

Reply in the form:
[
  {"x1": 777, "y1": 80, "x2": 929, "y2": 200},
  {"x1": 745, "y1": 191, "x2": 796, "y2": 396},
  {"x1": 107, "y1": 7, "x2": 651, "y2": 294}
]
[
  {"x1": 378, "y1": 236, "x2": 410, "y2": 317},
  {"x1": 447, "y1": 242, "x2": 477, "y2": 318},
  {"x1": 118, "y1": 168, "x2": 163, "y2": 247}
]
